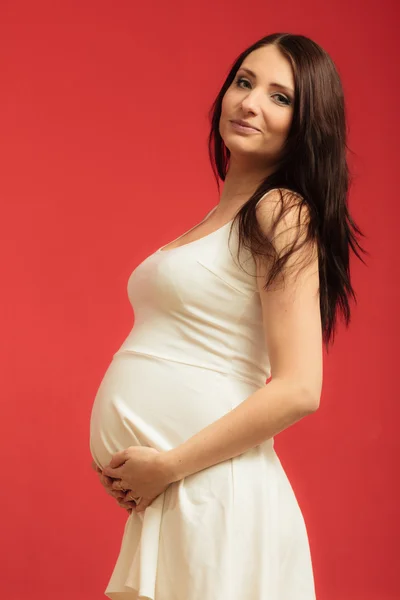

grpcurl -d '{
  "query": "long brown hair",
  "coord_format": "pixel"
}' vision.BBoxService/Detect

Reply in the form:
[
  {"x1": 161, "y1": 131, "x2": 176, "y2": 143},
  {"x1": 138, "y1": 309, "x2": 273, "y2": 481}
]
[{"x1": 208, "y1": 32, "x2": 369, "y2": 351}]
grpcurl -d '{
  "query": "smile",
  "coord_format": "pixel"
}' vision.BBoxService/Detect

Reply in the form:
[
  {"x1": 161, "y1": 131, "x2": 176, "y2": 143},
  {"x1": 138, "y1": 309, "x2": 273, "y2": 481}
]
[{"x1": 230, "y1": 121, "x2": 260, "y2": 134}]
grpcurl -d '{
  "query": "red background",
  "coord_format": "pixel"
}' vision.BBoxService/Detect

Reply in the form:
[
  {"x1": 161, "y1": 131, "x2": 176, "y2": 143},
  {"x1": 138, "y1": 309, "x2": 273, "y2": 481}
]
[{"x1": 0, "y1": 1, "x2": 398, "y2": 599}]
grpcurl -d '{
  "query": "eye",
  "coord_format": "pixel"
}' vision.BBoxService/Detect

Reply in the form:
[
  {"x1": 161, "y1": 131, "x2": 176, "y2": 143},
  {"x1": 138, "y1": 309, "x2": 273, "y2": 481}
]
[
  {"x1": 235, "y1": 76, "x2": 251, "y2": 89},
  {"x1": 234, "y1": 77, "x2": 292, "y2": 106},
  {"x1": 272, "y1": 93, "x2": 292, "y2": 106}
]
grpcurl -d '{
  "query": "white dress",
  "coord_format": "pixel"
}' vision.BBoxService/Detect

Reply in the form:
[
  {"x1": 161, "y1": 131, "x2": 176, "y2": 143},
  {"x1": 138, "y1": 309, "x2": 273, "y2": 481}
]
[{"x1": 89, "y1": 189, "x2": 316, "y2": 600}]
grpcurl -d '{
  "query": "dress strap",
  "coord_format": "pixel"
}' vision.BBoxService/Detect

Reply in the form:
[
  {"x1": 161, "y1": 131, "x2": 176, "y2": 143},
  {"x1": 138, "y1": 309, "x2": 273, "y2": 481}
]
[
  {"x1": 202, "y1": 205, "x2": 218, "y2": 220},
  {"x1": 255, "y1": 188, "x2": 279, "y2": 208},
  {"x1": 255, "y1": 188, "x2": 302, "y2": 208},
  {"x1": 157, "y1": 205, "x2": 218, "y2": 252}
]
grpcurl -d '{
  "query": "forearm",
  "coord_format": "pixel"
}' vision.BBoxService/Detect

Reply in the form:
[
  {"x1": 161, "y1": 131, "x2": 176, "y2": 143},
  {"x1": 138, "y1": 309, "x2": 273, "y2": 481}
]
[{"x1": 161, "y1": 378, "x2": 318, "y2": 482}]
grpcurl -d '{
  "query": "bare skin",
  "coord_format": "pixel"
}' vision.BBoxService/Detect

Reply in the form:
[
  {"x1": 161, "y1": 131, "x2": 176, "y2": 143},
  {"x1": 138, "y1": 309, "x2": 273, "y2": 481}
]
[
  {"x1": 218, "y1": 44, "x2": 295, "y2": 209},
  {"x1": 91, "y1": 460, "x2": 137, "y2": 514},
  {"x1": 92, "y1": 45, "x2": 299, "y2": 512}
]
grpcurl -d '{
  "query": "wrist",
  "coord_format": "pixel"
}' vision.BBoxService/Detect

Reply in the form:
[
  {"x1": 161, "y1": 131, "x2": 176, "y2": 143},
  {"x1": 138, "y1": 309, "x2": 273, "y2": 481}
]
[{"x1": 157, "y1": 449, "x2": 184, "y2": 484}]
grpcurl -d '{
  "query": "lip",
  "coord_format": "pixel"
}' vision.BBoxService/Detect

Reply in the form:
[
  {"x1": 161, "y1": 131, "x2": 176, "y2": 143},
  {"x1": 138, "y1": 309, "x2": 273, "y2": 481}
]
[{"x1": 230, "y1": 119, "x2": 261, "y2": 132}]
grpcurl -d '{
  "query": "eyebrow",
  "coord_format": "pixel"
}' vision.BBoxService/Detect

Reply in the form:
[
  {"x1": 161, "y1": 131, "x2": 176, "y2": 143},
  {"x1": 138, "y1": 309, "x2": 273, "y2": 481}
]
[{"x1": 238, "y1": 67, "x2": 295, "y2": 96}]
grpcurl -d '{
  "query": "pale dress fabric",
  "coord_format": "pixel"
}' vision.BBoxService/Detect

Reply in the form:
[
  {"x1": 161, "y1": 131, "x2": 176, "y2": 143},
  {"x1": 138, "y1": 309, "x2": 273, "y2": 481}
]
[{"x1": 89, "y1": 188, "x2": 316, "y2": 600}]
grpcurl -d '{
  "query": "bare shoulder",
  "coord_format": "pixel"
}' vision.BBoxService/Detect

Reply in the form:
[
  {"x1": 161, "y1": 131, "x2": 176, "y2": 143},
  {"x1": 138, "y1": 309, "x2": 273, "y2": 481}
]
[
  {"x1": 255, "y1": 187, "x2": 311, "y2": 242},
  {"x1": 254, "y1": 187, "x2": 323, "y2": 409}
]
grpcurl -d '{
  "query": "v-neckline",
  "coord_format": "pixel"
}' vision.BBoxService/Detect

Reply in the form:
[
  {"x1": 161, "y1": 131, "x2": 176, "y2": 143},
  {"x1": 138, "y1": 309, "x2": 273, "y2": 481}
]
[{"x1": 157, "y1": 206, "x2": 234, "y2": 254}]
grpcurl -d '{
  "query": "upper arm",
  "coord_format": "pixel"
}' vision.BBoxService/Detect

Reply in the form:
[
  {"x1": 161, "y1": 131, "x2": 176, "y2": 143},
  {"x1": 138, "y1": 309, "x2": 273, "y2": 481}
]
[{"x1": 255, "y1": 190, "x2": 323, "y2": 409}]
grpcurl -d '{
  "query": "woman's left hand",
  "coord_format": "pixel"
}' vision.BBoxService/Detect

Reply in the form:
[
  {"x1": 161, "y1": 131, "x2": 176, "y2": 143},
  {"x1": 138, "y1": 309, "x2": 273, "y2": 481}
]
[{"x1": 102, "y1": 446, "x2": 174, "y2": 513}]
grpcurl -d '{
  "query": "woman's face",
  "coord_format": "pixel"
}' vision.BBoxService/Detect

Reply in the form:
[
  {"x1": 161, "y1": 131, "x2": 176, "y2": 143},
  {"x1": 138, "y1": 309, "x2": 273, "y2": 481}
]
[{"x1": 220, "y1": 45, "x2": 295, "y2": 168}]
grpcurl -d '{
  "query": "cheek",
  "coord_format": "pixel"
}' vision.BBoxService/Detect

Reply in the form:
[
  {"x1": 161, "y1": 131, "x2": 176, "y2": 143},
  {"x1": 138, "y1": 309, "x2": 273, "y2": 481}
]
[
  {"x1": 220, "y1": 96, "x2": 229, "y2": 120},
  {"x1": 262, "y1": 110, "x2": 292, "y2": 136},
  {"x1": 221, "y1": 88, "x2": 238, "y2": 116},
  {"x1": 219, "y1": 99, "x2": 231, "y2": 135}
]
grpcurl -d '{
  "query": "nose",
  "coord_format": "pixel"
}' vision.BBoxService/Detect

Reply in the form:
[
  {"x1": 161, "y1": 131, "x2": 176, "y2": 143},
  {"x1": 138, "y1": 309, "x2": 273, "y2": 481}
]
[{"x1": 240, "y1": 88, "x2": 262, "y2": 114}]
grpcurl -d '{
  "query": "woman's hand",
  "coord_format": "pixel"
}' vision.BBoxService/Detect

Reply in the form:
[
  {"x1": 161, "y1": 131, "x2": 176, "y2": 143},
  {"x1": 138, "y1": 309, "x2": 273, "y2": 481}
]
[
  {"x1": 91, "y1": 460, "x2": 137, "y2": 514},
  {"x1": 102, "y1": 446, "x2": 175, "y2": 513}
]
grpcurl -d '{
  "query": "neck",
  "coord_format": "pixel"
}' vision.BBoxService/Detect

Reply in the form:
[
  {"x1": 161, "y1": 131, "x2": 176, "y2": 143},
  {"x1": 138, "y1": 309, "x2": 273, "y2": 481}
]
[{"x1": 217, "y1": 158, "x2": 274, "y2": 214}]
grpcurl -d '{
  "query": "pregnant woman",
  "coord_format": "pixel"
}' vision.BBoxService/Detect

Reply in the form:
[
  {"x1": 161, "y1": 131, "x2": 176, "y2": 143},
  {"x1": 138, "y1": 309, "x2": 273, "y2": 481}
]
[{"x1": 89, "y1": 32, "x2": 366, "y2": 600}]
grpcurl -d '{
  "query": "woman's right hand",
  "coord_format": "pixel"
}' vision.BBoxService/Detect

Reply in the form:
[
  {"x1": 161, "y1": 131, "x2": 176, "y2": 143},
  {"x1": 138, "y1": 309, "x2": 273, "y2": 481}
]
[{"x1": 91, "y1": 459, "x2": 136, "y2": 514}]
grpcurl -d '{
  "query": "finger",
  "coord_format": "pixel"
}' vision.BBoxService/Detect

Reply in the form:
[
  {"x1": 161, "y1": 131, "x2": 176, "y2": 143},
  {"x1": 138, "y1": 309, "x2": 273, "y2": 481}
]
[
  {"x1": 99, "y1": 473, "x2": 114, "y2": 487},
  {"x1": 108, "y1": 489, "x2": 126, "y2": 500},
  {"x1": 98, "y1": 475, "x2": 123, "y2": 496},
  {"x1": 103, "y1": 465, "x2": 124, "y2": 479},
  {"x1": 117, "y1": 498, "x2": 136, "y2": 510},
  {"x1": 111, "y1": 479, "x2": 129, "y2": 491},
  {"x1": 100, "y1": 472, "x2": 122, "y2": 485},
  {"x1": 104, "y1": 450, "x2": 128, "y2": 472}
]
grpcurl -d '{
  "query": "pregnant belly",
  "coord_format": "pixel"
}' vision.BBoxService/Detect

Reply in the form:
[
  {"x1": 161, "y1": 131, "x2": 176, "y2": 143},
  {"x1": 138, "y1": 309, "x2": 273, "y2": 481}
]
[{"x1": 89, "y1": 351, "x2": 260, "y2": 470}]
